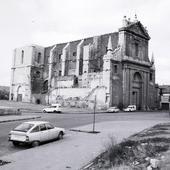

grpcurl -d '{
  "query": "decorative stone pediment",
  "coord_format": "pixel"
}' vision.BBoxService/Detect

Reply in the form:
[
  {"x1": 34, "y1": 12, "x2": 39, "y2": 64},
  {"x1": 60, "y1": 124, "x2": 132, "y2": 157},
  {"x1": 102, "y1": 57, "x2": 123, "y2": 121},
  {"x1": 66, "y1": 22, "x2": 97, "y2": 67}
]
[
  {"x1": 119, "y1": 21, "x2": 150, "y2": 40},
  {"x1": 126, "y1": 22, "x2": 150, "y2": 40}
]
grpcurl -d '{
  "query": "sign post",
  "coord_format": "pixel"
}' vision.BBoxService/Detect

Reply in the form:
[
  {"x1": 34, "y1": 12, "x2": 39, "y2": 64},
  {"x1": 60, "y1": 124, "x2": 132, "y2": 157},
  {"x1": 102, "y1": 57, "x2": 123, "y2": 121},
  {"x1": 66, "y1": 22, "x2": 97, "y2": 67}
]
[{"x1": 93, "y1": 95, "x2": 96, "y2": 132}]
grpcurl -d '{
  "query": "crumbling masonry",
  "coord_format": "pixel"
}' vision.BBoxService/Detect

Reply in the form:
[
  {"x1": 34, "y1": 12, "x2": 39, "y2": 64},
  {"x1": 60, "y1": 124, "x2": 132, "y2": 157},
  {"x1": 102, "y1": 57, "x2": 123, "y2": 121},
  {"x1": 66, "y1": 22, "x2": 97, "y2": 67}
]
[{"x1": 10, "y1": 16, "x2": 157, "y2": 110}]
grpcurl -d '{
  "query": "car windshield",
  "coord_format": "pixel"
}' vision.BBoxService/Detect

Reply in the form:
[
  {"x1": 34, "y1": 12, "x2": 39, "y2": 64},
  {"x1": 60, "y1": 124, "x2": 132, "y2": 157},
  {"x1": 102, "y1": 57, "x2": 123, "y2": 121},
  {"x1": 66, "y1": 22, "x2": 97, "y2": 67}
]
[{"x1": 14, "y1": 123, "x2": 34, "y2": 132}]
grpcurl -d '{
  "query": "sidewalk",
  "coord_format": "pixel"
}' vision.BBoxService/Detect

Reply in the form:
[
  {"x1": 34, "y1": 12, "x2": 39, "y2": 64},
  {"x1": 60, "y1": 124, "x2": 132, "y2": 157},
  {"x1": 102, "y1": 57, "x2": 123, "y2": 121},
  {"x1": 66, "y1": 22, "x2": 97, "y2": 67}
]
[
  {"x1": 0, "y1": 119, "x2": 168, "y2": 170},
  {"x1": 0, "y1": 115, "x2": 41, "y2": 123}
]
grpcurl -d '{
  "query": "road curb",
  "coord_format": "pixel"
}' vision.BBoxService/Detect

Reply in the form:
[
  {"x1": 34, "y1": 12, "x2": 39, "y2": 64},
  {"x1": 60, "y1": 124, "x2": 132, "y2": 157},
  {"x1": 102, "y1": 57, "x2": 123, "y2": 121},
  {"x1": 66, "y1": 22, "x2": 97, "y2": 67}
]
[{"x1": 0, "y1": 116, "x2": 41, "y2": 123}]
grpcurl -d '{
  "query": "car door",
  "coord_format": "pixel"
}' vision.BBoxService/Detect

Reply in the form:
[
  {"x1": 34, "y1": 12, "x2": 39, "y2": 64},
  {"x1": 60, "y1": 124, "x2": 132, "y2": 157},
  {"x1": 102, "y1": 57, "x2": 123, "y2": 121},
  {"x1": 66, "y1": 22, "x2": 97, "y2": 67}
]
[
  {"x1": 46, "y1": 123, "x2": 58, "y2": 140},
  {"x1": 39, "y1": 124, "x2": 49, "y2": 142},
  {"x1": 29, "y1": 125, "x2": 41, "y2": 142}
]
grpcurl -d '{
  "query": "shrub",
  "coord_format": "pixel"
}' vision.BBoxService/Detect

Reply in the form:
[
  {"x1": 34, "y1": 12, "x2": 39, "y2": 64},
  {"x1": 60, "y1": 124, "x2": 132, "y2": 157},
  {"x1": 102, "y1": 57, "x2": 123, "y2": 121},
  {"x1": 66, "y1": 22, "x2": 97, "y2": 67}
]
[{"x1": 0, "y1": 90, "x2": 9, "y2": 100}]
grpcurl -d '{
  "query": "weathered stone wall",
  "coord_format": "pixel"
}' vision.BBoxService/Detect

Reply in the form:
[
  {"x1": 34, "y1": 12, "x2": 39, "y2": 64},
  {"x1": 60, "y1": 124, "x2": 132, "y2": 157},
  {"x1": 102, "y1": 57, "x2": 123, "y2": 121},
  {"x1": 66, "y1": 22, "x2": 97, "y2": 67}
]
[
  {"x1": 14, "y1": 46, "x2": 33, "y2": 66},
  {"x1": 125, "y1": 33, "x2": 149, "y2": 62},
  {"x1": 43, "y1": 33, "x2": 118, "y2": 78},
  {"x1": 31, "y1": 45, "x2": 44, "y2": 66},
  {"x1": 11, "y1": 84, "x2": 31, "y2": 102},
  {"x1": 10, "y1": 45, "x2": 44, "y2": 103},
  {"x1": 111, "y1": 61, "x2": 123, "y2": 108},
  {"x1": 10, "y1": 66, "x2": 31, "y2": 102},
  {"x1": 48, "y1": 87, "x2": 90, "y2": 104},
  {"x1": 56, "y1": 76, "x2": 75, "y2": 88},
  {"x1": 31, "y1": 93, "x2": 47, "y2": 104},
  {"x1": 31, "y1": 67, "x2": 44, "y2": 94}
]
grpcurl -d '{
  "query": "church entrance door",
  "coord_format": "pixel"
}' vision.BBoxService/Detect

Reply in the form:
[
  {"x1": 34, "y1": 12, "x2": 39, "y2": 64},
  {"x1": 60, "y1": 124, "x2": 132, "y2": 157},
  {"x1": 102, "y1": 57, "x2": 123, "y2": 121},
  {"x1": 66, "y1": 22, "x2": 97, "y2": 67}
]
[{"x1": 132, "y1": 72, "x2": 142, "y2": 110}]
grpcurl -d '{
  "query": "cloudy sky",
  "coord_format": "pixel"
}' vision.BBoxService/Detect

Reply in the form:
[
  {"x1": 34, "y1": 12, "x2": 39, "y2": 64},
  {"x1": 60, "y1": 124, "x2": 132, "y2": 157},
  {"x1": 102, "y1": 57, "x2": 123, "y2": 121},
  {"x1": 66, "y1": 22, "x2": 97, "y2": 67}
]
[{"x1": 0, "y1": 0, "x2": 170, "y2": 86}]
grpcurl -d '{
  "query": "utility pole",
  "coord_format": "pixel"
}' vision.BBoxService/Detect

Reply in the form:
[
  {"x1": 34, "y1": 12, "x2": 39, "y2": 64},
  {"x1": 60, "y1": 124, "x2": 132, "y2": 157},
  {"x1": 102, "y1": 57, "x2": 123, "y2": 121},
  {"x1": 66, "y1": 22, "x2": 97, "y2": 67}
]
[{"x1": 93, "y1": 95, "x2": 96, "y2": 132}]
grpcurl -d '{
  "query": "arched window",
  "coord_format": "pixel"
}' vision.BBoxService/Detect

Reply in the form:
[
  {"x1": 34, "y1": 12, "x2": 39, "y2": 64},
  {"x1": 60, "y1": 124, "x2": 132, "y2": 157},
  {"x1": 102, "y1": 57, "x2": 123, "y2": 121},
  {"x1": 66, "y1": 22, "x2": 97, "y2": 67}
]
[
  {"x1": 21, "y1": 50, "x2": 24, "y2": 64},
  {"x1": 133, "y1": 72, "x2": 142, "y2": 82}
]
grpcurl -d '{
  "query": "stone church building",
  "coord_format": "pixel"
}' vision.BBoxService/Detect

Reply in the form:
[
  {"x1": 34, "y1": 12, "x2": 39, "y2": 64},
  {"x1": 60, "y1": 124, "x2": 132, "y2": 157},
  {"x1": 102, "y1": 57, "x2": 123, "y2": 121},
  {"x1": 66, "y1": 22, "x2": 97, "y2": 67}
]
[{"x1": 10, "y1": 16, "x2": 157, "y2": 110}]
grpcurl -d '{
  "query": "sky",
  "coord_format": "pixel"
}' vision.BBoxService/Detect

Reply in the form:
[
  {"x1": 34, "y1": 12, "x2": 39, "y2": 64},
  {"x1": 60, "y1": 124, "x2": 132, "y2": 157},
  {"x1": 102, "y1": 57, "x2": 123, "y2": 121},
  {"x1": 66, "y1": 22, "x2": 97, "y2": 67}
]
[{"x1": 0, "y1": 0, "x2": 170, "y2": 86}]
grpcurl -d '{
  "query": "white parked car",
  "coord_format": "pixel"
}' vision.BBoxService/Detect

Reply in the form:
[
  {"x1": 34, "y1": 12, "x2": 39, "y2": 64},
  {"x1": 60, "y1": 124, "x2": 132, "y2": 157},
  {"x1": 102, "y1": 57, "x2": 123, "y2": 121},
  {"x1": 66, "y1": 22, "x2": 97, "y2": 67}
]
[
  {"x1": 107, "y1": 107, "x2": 120, "y2": 113},
  {"x1": 124, "y1": 105, "x2": 136, "y2": 112},
  {"x1": 43, "y1": 104, "x2": 62, "y2": 113},
  {"x1": 9, "y1": 121, "x2": 65, "y2": 147}
]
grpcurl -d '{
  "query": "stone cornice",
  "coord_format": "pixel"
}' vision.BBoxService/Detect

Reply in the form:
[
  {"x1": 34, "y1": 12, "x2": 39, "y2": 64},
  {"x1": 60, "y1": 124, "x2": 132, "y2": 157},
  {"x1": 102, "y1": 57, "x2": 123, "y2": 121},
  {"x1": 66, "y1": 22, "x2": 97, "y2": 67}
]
[{"x1": 122, "y1": 56, "x2": 151, "y2": 67}]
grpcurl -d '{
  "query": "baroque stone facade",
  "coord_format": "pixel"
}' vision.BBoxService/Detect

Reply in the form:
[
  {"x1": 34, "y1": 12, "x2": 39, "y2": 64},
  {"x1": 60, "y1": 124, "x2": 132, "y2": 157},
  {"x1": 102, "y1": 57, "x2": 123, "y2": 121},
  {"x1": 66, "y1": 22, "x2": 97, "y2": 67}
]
[{"x1": 10, "y1": 16, "x2": 157, "y2": 110}]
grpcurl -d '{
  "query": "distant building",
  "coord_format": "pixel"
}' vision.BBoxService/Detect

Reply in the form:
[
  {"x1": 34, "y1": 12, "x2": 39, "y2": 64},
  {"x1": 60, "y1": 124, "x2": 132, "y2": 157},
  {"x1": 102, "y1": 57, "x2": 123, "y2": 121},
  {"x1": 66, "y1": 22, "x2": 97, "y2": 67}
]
[
  {"x1": 10, "y1": 16, "x2": 157, "y2": 110},
  {"x1": 159, "y1": 85, "x2": 170, "y2": 110}
]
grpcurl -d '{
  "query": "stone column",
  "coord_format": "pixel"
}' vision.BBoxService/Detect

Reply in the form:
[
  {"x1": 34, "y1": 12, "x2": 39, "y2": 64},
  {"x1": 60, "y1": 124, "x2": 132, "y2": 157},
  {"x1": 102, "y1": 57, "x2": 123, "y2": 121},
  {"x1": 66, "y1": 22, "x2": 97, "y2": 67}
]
[
  {"x1": 61, "y1": 43, "x2": 69, "y2": 76},
  {"x1": 83, "y1": 44, "x2": 91, "y2": 74},
  {"x1": 10, "y1": 49, "x2": 17, "y2": 101},
  {"x1": 76, "y1": 40, "x2": 84, "y2": 76},
  {"x1": 48, "y1": 45, "x2": 57, "y2": 89},
  {"x1": 81, "y1": 44, "x2": 91, "y2": 87}
]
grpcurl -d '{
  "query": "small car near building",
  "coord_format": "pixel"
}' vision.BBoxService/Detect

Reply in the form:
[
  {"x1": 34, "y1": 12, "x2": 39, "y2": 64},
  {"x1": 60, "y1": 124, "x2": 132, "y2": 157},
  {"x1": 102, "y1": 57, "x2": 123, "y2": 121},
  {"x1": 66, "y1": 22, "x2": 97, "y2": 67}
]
[
  {"x1": 43, "y1": 104, "x2": 62, "y2": 113},
  {"x1": 123, "y1": 105, "x2": 136, "y2": 112},
  {"x1": 9, "y1": 121, "x2": 65, "y2": 147},
  {"x1": 107, "y1": 106, "x2": 120, "y2": 113}
]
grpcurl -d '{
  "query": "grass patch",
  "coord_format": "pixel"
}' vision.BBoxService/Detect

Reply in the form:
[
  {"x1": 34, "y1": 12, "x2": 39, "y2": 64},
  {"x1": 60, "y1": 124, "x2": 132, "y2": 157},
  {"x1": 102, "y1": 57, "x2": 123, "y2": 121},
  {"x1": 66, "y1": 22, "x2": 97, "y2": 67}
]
[{"x1": 0, "y1": 160, "x2": 10, "y2": 166}]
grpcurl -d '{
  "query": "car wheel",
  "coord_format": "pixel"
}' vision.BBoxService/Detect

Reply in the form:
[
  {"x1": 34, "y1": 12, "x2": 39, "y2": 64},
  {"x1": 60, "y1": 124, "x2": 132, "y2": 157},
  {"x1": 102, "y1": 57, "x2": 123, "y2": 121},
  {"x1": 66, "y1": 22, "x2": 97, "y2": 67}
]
[
  {"x1": 43, "y1": 110, "x2": 46, "y2": 113},
  {"x1": 57, "y1": 131, "x2": 64, "y2": 140},
  {"x1": 12, "y1": 141, "x2": 19, "y2": 146},
  {"x1": 32, "y1": 141, "x2": 40, "y2": 147}
]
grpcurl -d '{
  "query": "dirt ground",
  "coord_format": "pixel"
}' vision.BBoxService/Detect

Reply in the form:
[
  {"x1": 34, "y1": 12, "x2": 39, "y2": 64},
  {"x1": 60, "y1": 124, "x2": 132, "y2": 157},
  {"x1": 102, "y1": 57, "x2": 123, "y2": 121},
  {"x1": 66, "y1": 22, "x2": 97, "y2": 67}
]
[{"x1": 82, "y1": 122, "x2": 170, "y2": 170}]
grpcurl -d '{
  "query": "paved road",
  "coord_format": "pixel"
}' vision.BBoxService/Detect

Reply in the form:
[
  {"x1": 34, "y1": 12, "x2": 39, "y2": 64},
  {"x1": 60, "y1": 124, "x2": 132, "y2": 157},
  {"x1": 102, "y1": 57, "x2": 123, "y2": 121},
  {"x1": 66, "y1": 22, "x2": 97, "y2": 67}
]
[{"x1": 0, "y1": 111, "x2": 169, "y2": 157}]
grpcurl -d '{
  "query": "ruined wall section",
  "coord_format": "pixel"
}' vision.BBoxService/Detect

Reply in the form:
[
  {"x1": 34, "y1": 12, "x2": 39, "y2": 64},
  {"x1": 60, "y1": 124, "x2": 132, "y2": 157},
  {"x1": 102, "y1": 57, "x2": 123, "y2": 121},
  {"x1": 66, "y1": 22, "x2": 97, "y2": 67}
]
[
  {"x1": 67, "y1": 40, "x2": 80, "y2": 75},
  {"x1": 31, "y1": 46, "x2": 44, "y2": 95},
  {"x1": 43, "y1": 32, "x2": 118, "y2": 79},
  {"x1": 41, "y1": 33, "x2": 119, "y2": 105},
  {"x1": 31, "y1": 67, "x2": 43, "y2": 94}
]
